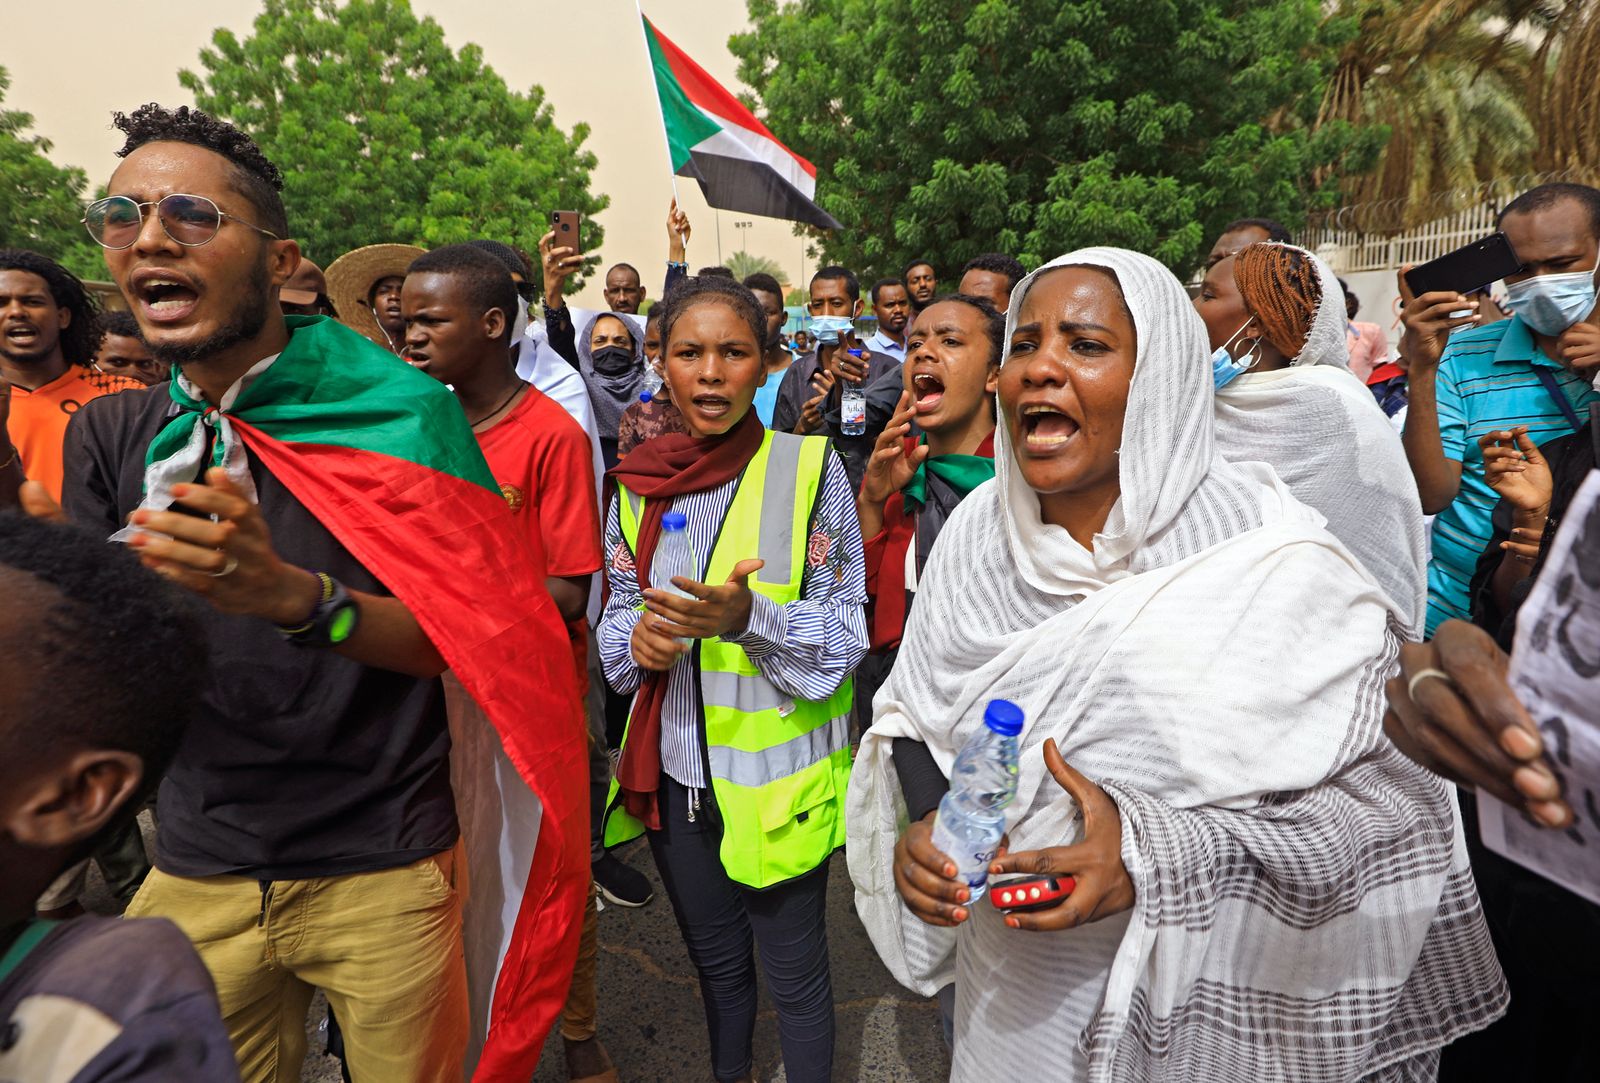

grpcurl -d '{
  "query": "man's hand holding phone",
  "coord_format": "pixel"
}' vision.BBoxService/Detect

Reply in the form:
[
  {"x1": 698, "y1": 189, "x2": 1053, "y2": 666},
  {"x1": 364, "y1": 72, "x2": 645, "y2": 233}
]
[
  {"x1": 539, "y1": 224, "x2": 584, "y2": 310},
  {"x1": 1397, "y1": 268, "x2": 1480, "y2": 372}
]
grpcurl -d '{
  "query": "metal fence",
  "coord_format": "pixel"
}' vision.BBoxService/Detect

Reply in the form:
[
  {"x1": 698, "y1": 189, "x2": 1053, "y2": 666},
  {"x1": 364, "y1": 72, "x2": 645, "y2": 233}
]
[
  {"x1": 1300, "y1": 203, "x2": 1501, "y2": 274},
  {"x1": 1299, "y1": 169, "x2": 1600, "y2": 275}
]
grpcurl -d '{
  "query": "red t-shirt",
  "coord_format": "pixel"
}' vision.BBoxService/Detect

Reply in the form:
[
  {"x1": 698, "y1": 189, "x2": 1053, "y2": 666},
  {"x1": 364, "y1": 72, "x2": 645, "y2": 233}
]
[{"x1": 475, "y1": 385, "x2": 602, "y2": 687}]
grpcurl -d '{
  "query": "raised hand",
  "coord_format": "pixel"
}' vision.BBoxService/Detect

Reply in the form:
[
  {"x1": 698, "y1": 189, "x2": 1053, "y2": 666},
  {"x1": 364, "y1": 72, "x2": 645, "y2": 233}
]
[
  {"x1": 125, "y1": 467, "x2": 321, "y2": 624},
  {"x1": 796, "y1": 369, "x2": 836, "y2": 435},
  {"x1": 859, "y1": 391, "x2": 928, "y2": 510},
  {"x1": 1558, "y1": 321, "x2": 1600, "y2": 373},
  {"x1": 1396, "y1": 268, "x2": 1479, "y2": 372},
  {"x1": 667, "y1": 199, "x2": 692, "y2": 264},
  {"x1": 1479, "y1": 427, "x2": 1554, "y2": 516},
  {"x1": 539, "y1": 228, "x2": 583, "y2": 309}
]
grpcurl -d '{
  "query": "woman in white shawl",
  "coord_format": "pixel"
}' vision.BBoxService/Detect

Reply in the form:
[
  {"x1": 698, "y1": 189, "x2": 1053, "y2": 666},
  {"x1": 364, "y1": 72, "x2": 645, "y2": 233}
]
[
  {"x1": 1198, "y1": 241, "x2": 1429, "y2": 636},
  {"x1": 846, "y1": 248, "x2": 1506, "y2": 1081}
]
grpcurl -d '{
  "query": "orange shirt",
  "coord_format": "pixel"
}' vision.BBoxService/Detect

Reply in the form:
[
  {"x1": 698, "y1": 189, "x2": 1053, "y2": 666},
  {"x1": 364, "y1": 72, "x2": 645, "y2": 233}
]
[{"x1": 6, "y1": 366, "x2": 142, "y2": 501}]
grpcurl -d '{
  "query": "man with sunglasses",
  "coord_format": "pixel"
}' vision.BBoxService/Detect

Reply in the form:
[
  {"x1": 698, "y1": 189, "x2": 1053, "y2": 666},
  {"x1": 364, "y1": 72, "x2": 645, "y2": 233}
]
[
  {"x1": 4, "y1": 104, "x2": 581, "y2": 1083},
  {"x1": 0, "y1": 250, "x2": 141, "y2": 504}
]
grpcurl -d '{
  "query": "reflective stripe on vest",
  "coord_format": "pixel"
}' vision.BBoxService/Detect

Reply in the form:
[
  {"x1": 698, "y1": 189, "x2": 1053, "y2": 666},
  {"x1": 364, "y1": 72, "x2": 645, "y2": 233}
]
[{"x1": 607, "y1": 429, "x2": 853, "y2": 888}]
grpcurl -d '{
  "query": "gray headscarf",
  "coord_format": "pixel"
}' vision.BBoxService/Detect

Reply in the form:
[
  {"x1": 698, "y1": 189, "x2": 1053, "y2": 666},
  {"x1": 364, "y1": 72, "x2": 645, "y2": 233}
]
[{"x1": 578, "y1": 311, "x2": 645, "y2": 439}]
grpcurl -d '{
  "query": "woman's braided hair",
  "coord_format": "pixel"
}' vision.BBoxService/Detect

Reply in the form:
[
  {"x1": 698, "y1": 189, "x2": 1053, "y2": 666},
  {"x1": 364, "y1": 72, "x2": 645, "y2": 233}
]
[{"x1": 1233, "y1": 242, "x2": 1320, "y2": 360}]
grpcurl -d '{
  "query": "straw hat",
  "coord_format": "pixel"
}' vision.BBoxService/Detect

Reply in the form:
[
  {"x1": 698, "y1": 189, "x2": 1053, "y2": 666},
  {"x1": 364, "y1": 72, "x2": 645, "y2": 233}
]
[{"x1": 325, "y1": 243, "x2": 425, "y2": 348}]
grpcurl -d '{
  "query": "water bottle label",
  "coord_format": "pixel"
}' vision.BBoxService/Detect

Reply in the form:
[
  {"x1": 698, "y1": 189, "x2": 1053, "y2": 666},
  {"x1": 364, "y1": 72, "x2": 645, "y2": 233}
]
[{"x1": 929, "y1": 817, "x2": 1000, "y2": 889}]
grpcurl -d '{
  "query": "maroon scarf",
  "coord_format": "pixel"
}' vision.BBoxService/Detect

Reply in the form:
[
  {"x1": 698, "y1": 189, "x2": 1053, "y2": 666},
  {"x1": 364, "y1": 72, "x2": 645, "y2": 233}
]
[{"x1": 606, "y1": 411, "x2": 764, "y2": 828}]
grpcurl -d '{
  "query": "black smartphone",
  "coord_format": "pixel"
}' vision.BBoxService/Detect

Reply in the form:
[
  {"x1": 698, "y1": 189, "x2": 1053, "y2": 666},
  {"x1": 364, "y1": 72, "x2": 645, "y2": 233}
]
[
  {"x1": 1404, "y1": 233, "x2": 1522, "y2": 298},
  {"x1": 551, "y1": 210, "x2": 582, "y2": 257}
]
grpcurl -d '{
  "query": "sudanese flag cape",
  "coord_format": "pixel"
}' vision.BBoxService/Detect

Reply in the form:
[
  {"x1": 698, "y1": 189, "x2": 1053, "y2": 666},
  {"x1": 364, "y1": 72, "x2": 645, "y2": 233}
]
[{"x1": 136, "y1": 316, "x2": 585, "y2": 1081}]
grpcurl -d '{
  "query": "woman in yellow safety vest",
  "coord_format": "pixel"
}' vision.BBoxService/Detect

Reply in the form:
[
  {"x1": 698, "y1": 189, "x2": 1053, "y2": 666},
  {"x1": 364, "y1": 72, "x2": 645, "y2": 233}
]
[{"x1": 596, "y1": 274, "x2": 868, "y2": 1083}]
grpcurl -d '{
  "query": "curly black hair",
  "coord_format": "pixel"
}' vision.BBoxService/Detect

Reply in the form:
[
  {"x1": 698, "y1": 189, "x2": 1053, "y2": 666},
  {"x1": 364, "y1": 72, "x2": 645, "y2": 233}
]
[
  {"x1": 656, "y1": 274, "x2": 767, "y2": 355},
  {"x1": 112, "y1": 104, "x2": 289, "y2": 237},
  {"x1": 0, "y1": 250, "x2": 101, "y2": 366},
  {"x1": 96, "y1": 309, "x2": 144, "y2": 344},
  {"x1": 0, "y1": 511, "x2": 206, "y2": 791},
  {"x1": 919, "y1": 292, "x2": 1006, "y2": 364}
]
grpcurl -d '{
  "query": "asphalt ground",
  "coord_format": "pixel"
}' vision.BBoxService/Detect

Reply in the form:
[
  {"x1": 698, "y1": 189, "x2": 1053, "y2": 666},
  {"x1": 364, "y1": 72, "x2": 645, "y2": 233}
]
[{"x1": 82, "y1": 820, "x2": 950, "y2": 1082}]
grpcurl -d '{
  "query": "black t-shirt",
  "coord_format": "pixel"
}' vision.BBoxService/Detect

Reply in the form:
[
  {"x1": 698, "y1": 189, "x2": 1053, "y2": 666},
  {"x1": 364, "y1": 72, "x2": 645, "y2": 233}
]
[
  {"x1": 0, "y1": 916, "x2": 239, "y2": 1082},
  {"x1": 62, "y1": 387, "x2": 457, "y2": 880}
]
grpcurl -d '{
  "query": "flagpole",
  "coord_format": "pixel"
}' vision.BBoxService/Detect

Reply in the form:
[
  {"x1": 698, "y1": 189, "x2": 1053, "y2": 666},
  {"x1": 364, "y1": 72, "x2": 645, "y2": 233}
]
[{"x1": 636, "y1": 2, "x2": 686, "y2": 253}]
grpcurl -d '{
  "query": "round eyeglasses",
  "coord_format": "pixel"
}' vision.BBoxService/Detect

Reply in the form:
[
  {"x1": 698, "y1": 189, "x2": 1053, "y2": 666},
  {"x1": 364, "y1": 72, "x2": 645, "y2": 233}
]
[{"x1": 82, "y1": 193, "x2": 280, "y2": 251}]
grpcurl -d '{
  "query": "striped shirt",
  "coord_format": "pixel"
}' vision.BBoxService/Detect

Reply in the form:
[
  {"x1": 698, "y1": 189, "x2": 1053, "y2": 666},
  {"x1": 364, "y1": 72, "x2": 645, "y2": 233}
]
[
  {"x1": 1420, "y1": 315, "x2": 1599, "y2": 634},
  {"x1": 597, "y1": 449, "x2": 869, "y2": 788}
]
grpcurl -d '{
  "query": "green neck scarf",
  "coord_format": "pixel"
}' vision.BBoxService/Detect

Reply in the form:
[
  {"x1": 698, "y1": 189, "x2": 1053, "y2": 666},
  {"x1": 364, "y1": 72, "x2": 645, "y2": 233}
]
[{"x1": 901, "y1": 433, "x2": 996, "y2": 508}]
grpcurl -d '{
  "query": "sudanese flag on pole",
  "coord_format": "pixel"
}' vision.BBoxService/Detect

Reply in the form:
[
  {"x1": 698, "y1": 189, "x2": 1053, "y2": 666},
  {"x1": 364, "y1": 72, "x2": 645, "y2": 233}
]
[
  {"x1": 139, "y1": 315, "x2": 586, "y2": 1081},
  {"x1": 642, "y1": 11, "x2": 842, "y2": 230}
]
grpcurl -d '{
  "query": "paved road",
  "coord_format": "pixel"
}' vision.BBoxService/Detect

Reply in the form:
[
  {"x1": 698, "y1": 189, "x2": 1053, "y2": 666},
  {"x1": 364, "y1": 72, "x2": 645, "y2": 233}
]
[
  {"x1": 526, "y1": 838, "x2": 950, "y2": 1082},
  {"x1": 85, "y1": 818, "x2": 946, "y2": 1081}
]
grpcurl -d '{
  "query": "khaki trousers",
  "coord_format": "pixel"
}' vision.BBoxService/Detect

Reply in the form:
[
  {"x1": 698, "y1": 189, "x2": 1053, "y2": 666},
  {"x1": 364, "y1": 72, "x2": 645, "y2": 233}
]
[{"x1": 127, "y1": 844, "x2": 469, "y2": 1083}]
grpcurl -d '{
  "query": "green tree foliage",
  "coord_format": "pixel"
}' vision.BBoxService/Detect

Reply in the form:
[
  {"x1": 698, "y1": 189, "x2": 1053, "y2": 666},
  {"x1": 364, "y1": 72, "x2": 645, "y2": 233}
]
[
  {"x1": 0, "y1": 68, "x2": 103, "y2": 280},
  {"x1": 726, "y1": 250, "x2": 787, "y2": 282},
  {"x1": 180, "y1": 0, "x2": 606, "y2": 287},
  {"x1": 730, "y1": 0, "x2": 1384, "y2": 279},
  {"x1": 1317, "y1": 1, "x2": 1589, "y2": 228}
]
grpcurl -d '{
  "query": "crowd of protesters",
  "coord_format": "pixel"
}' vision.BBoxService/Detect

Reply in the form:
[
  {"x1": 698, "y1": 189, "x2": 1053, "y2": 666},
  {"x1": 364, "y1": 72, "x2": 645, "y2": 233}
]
[{"x1": 1, "y1": 101, "x2": 1596, "y2": 1083}]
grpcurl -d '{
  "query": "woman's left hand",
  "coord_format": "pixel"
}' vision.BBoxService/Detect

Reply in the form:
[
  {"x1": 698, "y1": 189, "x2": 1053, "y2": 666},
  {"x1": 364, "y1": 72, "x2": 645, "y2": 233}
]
[
  {"x1": 643, "y1": 558, "x2": 764, "y2": 639},
  {"x1": 989, "y1": 738, "x2": 1135, "y2": 931}
]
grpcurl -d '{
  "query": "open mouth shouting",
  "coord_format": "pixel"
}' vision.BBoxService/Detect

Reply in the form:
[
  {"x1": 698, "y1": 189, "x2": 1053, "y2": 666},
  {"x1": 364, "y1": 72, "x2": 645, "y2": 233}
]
[
  {"x1": 130, "y1": 269, "x2": 201, "y2": 324},
  {"x1": 1015, "y1": 401, "x2": 1080, "y2": 453},
  {"x1": 690, "y1": 392, "x2": 733, "y2": 422},
  {"x1": 2, "y1": 321, "x2": 41, "y2": 351},
  {"x1": 911, "y1": 371, "x2": 945, "y2": 415}
]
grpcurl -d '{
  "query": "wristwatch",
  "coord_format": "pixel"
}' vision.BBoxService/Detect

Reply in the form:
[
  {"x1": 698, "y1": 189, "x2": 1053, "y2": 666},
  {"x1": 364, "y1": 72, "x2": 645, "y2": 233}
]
[{"x1": 277, "y1": 572, "x2": 360, "y2": 648}]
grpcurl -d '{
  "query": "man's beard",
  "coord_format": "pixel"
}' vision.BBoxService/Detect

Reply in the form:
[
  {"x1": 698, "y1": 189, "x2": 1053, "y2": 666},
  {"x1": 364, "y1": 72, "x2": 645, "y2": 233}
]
[
  {"x1": 148, "y1": 262, "x2": 273, "y2": 367},
  {"x1": 0, "y1": 336, "x2": 57, "y2": 366}
]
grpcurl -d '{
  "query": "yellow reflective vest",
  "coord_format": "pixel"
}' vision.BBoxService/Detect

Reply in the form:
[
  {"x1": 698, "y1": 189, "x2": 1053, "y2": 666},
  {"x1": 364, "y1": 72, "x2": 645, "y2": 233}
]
[{"x1": 603, "y1": 429, "x2": 853, "y2": 888}]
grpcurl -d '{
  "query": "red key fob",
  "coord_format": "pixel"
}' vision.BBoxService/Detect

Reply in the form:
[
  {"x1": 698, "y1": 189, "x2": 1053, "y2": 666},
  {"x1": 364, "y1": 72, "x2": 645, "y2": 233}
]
[{"x1": 989, "y1": 875, "x2": 1075, "y2": 913}]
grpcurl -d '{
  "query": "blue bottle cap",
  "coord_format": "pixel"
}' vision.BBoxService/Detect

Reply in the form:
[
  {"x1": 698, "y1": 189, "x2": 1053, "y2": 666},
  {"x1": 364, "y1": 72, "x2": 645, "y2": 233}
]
[
  {"x1": 847, "y1": 348, "x2": 865, "y2": 357},
  {"x1": 983, "y1": 699, "x2": 1024, "y2": 736},
  {"x1": 662, "y1": 511, "x2": 688, "y2": 531},
  {"x1": 640, "y1": 391, "x2": 653, "y2": 403}
]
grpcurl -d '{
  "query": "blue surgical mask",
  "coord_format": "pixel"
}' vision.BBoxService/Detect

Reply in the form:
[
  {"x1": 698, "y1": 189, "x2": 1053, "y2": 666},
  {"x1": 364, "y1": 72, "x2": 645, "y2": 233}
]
[
  {"x1": 1211, "y1": 319, "x2": 1259, "y2": 391},
  {"x1": 1503, "y1": 261, "x2": 1599, "y2": 336},
  {"x1": 809, "y1": 315, "x2": 855, "y2": 344}
]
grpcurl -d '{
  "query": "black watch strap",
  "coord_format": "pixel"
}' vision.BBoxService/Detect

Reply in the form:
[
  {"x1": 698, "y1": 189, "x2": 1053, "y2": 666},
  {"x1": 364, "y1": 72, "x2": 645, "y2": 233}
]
[{"x1": 277, "y1": 572, "x2": 360, "y2": 648}]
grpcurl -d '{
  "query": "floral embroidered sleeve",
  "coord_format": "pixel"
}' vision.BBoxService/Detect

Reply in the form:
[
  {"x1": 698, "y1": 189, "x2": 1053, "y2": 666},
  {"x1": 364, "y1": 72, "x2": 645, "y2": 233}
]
[{"x1": 721, "y1": 450, "x2": 869, "y2": 700}]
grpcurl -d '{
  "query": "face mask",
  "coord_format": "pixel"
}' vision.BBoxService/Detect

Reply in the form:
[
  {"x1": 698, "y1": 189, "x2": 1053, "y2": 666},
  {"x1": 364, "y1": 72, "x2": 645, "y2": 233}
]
[
  {"x1": 809, "y1": 315, "x2": 855, "y2": 344},
  {"x1": 590, "y1": 345, "x2": 635, "y2": 376},
  {"x1": 1211, "y1": 319, "x2": 1260, "y2": 391},
  {"x1": 1503, "y1": 261, "x2": 1599, "y2": 336}
]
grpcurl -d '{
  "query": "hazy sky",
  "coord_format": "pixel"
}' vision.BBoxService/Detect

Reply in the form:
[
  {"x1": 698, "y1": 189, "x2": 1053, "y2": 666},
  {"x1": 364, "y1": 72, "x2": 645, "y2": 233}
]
[{"x1": 5, "y1": 0, "x2": 815, "y2": 307}]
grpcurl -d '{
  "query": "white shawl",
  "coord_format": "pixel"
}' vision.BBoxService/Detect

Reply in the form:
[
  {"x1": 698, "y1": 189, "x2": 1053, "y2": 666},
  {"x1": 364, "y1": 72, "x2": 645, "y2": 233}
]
[
  {"x1": 1214, "y1": 246, "x2": 1429, "y2": 637},
  {"x1": 846, "y1": 248, "x2": 1505, "y2": 1081}
]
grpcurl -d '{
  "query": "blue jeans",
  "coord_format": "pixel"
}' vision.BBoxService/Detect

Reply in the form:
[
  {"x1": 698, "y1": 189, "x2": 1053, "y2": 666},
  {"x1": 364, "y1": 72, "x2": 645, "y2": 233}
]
[{"x1": 647, "y1": 774, "x2": 835, "y2": 1082}]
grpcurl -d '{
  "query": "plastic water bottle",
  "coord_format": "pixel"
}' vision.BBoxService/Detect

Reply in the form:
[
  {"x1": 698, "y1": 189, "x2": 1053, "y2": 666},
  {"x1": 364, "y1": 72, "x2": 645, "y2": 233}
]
[
  {"x1": 650, "y1": 511, "x2": 696, "y2": 650},
  {"x1": 641, "y1": 367, "x2": 664, "y2": 402},
  {"x1": 929, "y1": 699, "x2": 1024, "y2": 900},
  {"x1": 840, "y1": 382, "x2": 867, "y2": 436}
]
